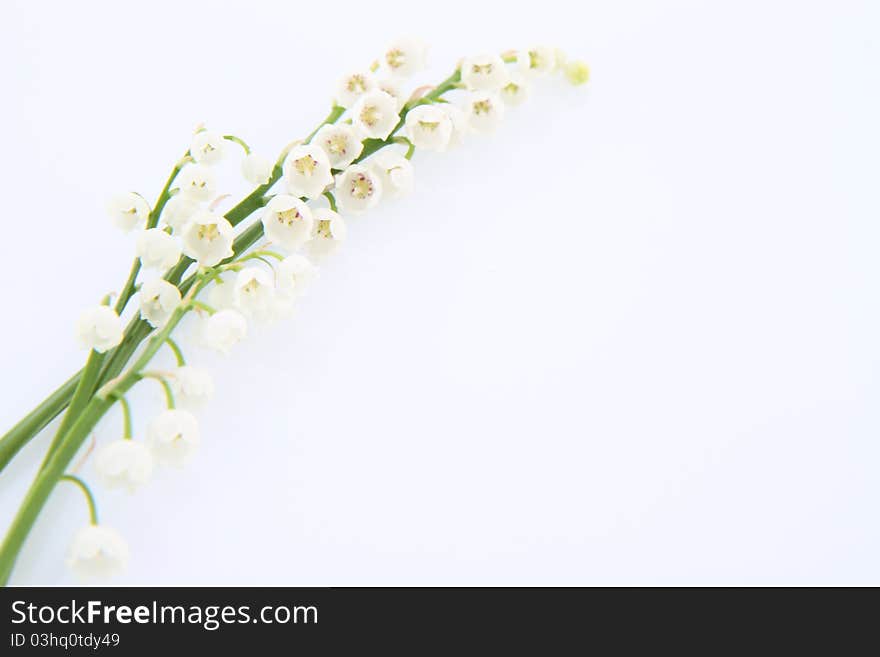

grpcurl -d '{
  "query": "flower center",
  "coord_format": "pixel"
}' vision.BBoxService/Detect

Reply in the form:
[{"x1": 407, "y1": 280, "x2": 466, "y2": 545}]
[
  {"x1": 316, "y1": 219, "x2": 333, "y2": 239},
  {"x1": 503, "y1": 82, "x2": 520, "y2": 95},
  {"x1": 242, "y1": 279, "x2": 260, "y2": 294},
  {"x1": 472, "y1": 63, "x2": 493, "y2": 75},
  {"x1": 473, "y1": 99, "x2": 493, "y2": 115},
  {"x1": 528, "y1": 50, "x2": 542, "y2": 69},
  {"x1": 360, "y1": 105, "x2": 380, "y2": 127},
  {"x1": 197, "y1": 223, "x2": 220, "y2": 241},
  {"x1": 386, "y1": 48, "x2": 405, "y2": 70},
  {"x1": 293, "y1": 155, "x2": 318, "y2": 176},
  {"x1": 418, "y1": 119, "x2": 440, "y2": 132},
  {"x1": 277, "y1": 208, "x2": 303, "y2": 227},
  {"x1": 347, "y1": 75, "x2": 367, "y2": 94},
  {"x1": 350, "y1": 174, "x2": 373, "y2": 199},
  {"x1": 327, "y1": 134, "x2": 348, "y2": 155}
]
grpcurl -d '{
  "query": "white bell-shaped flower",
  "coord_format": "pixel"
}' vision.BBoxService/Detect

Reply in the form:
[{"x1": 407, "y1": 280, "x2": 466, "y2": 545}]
[
  {"x1": 564, "y1": 60, "x2": 590, "y2": 86},
  {"x1": 405, "y1": 105, "x2": 453, "y2": 152},
  {"x1": 176, "y1": 164, "x2": 217, "y2": 202},
  {"x1": 261, "y1": 195, "x2": 314, "y2": 250},
  {"x1": 307, "y1": 208, "x2": 347, "y2": 259},
  {"x1": 351, "y1": 90, "x2": 399, "y2": 140},
  {"x1": 277, "y1": 254, "x2": 317, "y2": 298},
  {"x1": 383, "y1": 38, "x2": 427, "y2": 77},
  {"x1": 517, "y1": 46, "x2": 556, "y2": 76},
  {"x1": 336, "y1": 71, "x2": 376, "y2": 108},
  {"x1": 284, "y1": 144, "x2": 334, "y2": 199},
  {"x1": 335, "y1": 165, "x2": 383, "y2": 214},
  {"x1": 67, "y1": 525, "x2": 129, "y2": 579},
  {"x1": 190, "y1": 130, "x2": 226, "y2": 165},
  {"x1": 181, "y1": 210, "x2": 235, "y2": 267},
  {"x1": 234, "y1": 267, "x2": 276, "y2": 318},
  {"x1": 376, "y1": 78, "x2": 405, "y2": 110},
  {"x1": 201, "y1": 309, "x2": 247, "y2": 355},
  {"x1": 94, "y1": 440, "x2": 153, "y2": 491},
  {"x1": 460, "y1": 54, "x2": 509, "y2": 91},
  {"x1": 371, "y1": 152, "x2": 414, "y2": 199},
  {"x1": 147, "y1": 409, "x2": 201, "y2": 467},
  {"x1": 206, "y1": 276, "x2": 236, "y2": 310},
  {"x1": 108, "y1": 192, "x2": 150, "y2": 232},
  {"x1": 312, "y1": 124, "x2": 364, "y2": 170},
  {"x1": 161, "y1": 194, "x2": 199, "y2": 233},
  {"x1": 242, "y1": 153, "x2": 273, "y2": 185},
  {"x1": 138, "y1": 279, "x2": 181, "y2": 328},
  {"x1": 465, "y1": 92, "x2": 505, "y2": 133},
  {"x1": 135, "y1": 228, "x2": 182, "y2": 270},
  {"x1": 76, "y1": 306, "x2": 124, "y2": 353},
  {"x1": 500, "y1": 73, "x2": 530, "y2": 106},
  {"x1": 171, "y1": 366, "x2": 214, "y2": 409}
]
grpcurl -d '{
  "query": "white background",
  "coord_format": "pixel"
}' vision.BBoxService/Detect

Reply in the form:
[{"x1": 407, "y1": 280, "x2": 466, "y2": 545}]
[{"x1": 0, "y1": 0, "x2": 878, "y2": 585}]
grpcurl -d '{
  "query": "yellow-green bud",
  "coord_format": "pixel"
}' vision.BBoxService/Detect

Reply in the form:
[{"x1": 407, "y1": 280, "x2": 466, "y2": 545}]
[{"x1": 564, "y1": 61, "x2": 590, "y2": 86}]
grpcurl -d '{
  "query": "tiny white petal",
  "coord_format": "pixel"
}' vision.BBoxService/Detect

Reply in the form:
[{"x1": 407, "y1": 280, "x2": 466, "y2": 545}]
[
  {"x1": 161, "y1": 195, "x2": 199, "y2": 233},
  {"x1": 307, "y1": 208, "x2": 347, "y2": 259},
  {"x1": 284, "y1": 144, "x2": 334, "y2": 199},
  {"x1": 67, "y1": 525, "x2": 129, "y2": 580},
  {"x1": 335, "y1": 165, "x2": 383, "y2": 214},
  {"x1": 147, "y1": 409, "x2": 201, "y2": 466},
  {"x1": 181, "y1": 210, "x2": 235, "y2": 267},
  {"x1": 108, "y1": 192, "x2": 150, "y2": 232},
  {"x1": 135, "y1": 228, "x2": 182, "y2": 270},
  {"x1": 371, "y1": 151, "x2": 414, "y2": 199},
  {"x1": 465, "y1": 92, "x2": 505, "y2": 133},
  {"x1": 277, "y1": 254, "x2": 318, "y2": 298},
  {"x1": 351, "y1": 90, "x2": 399, "y2": 140},
  {"x1": 261, "y1": 195, "x2": 314, "y2": 250},
  {"x1": 460, "y1": 54, "x2": 510, "y2": 91},
  {"x1": 190, "y1": 130, "x2": 226, "y2": 165},
  {"x1": 405, "y1": 105, "x2": 453, "y2": 152},
  {"x1": 138, "y1": 279, "x2": 181, "y2": 328},
  {"x1": 311, "y1": 124, "x2": 364, "y2": 169},
  {"x1": 241, "y1": 153, "x2": 273, "y2": 185},
  {"x1": 171, "y1": 366, "x2": 214, "y2": 409},
  {"x1": 201, "y1": 309, "x2": 247, "y2": 355},
  {"x1": 176, "y1": 164, "x2": 217, "y2": 202},
  {"x1": 376, "y1": 78, "x2": 405, "y2": 111},
  {"x1": 445, "y1": 105, "x2": 471, "y2": 148},
  {"x1": 234, "y1": 266, "x2": 276, "y2": 318},
  {"x1": 335, "y1": 71, "x2": 376, "y2": 108},
  {"x1": 94, "y1": 440, "x2": 153, "y2": 491},
  {"x1": 76, "y1": 306, "x2": 124, "y2": 353},
  {"x1": 383, "y1": 38, "x2": 427, "y2": 77}
]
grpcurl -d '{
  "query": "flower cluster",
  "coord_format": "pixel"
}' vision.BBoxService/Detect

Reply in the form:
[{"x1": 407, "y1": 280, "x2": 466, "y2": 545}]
[{"x1": 54, "y1": 39, "x2": 589, "y2": 580}]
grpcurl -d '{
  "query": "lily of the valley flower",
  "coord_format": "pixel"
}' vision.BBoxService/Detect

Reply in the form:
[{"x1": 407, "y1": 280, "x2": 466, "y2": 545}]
[
  {"x1": 284, "y1": 144, "x2": 334, "y2": 199},
  {"x1": 377, "y1": 78, "x2": 405, "y2": 110},
  {"x1": 277, "y1": 254, "x2": 317, "y2": 298},
  {"x1": 371, "y1": 152, "x2": 414, "y2": 199},
  {"x1": 500, "y1": 73, "x2": 530, "y2": 106},
  {"x1": 135, "y1": 228, "x2": 182, "y2": 270},
  {"x1": 190, "y1": 130, "x2": 226, "y2": 165},
  {"x1": 351, "y1": 90, "x2": 399, "y2": 140},
  {"x1": 67, "y1": 525, "x2": 130, "y2": 579},
  {"x1": 336, "y1": 71, "x2": 376, "y2": 108},
  {"x1": 465, "y1": 92, "x2": 505, "y2": 133},
  {"x1": 460, "y1": 54, "x2": 509, "y2": 91},
  {"x1": 76, "y1": 306, "x2": 124, "y2": 353},
  {"x1": 161, "y1": 194, "x2": 199, "y2": 233},
  {"x1": 335, "y1": 165, "x2": 383, "y2": 214},
  {"x1": 94, "y1": 440, "x2": 154, "y2": 492},
  {"x1": 517, "y1": 46, "x2": 556, "y2": 76},
  {"x1": 108, "y1": 192, "x2": 150, "y2": 232},
  {"x1": 241, "y1": 153, "x2": 273, "y2": 185},
  {"x1": 176, "y1": 164, "x2": 217, "y2": 202},
  {"x1": 261, "y1": 195, "x2": 314, "y2": 250},
  {"x1": 307, "y1": 208, "x2": 347, "y2": 259},
  {"x1": 181, "y1": 211, "x2": 235, "y2": 266},
  {"x1": 405, "y1": 105, "x2": 453, "y2": 152},
  {"x1": 383, "y1": 38, "x2": 427, "y2": 77},
  {"x1": 564, "y1": 61, "x2": 591, "y2": 86},
  {"x1": 445, "y1": 105, "x2": 471, "y2": 148},
  {"x1": 202, "y1": 309, "x2": 247, "y2": 355},
  {"x1": 234, "y1": 267, "x2": 276, "y2": 318},
  {"x1": 171, "y1": 366, "x2": 214, "y2": 409},
  {"x1": 312, "y1": 124, "x2": 364, "y2": 169},
  {"x1": 138, "y1": 279, "x2": 181, "y2": 328},
  {"x1": 147, "y1": 409, "x2": 201, "y2": 467}
]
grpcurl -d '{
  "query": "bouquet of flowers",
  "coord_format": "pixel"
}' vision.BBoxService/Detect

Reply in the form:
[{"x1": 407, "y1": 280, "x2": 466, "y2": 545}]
[{"x1": 0, "y1": 40, "x2": 589, "y2": 582}]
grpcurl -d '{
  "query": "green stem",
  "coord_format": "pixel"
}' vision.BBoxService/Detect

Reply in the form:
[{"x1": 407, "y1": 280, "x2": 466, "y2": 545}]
[
  {"x1": 165, "y1": 337, "x2": 186, "y2": 367},
  {"x1": 141, "y1": 373, "x2": 176, "y2": 409},
  {"x1": 116, "y1": 396, "x2": 133, "y2": 439},
  {"x1": 60, "y1": 475, "x2": 98, "y2": 525}
]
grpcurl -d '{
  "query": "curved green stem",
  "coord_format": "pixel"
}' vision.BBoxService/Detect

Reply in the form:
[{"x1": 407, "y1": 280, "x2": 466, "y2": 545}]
[
  {"x1": 60, "y1": 475, "x2": 98, "y2": 525},
  {"x1": 165, "y1": 337, "x2": 186, "y2": 367},
  {"x1": 115, "y1": 396, "x2": 133, "y2": 439}
]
